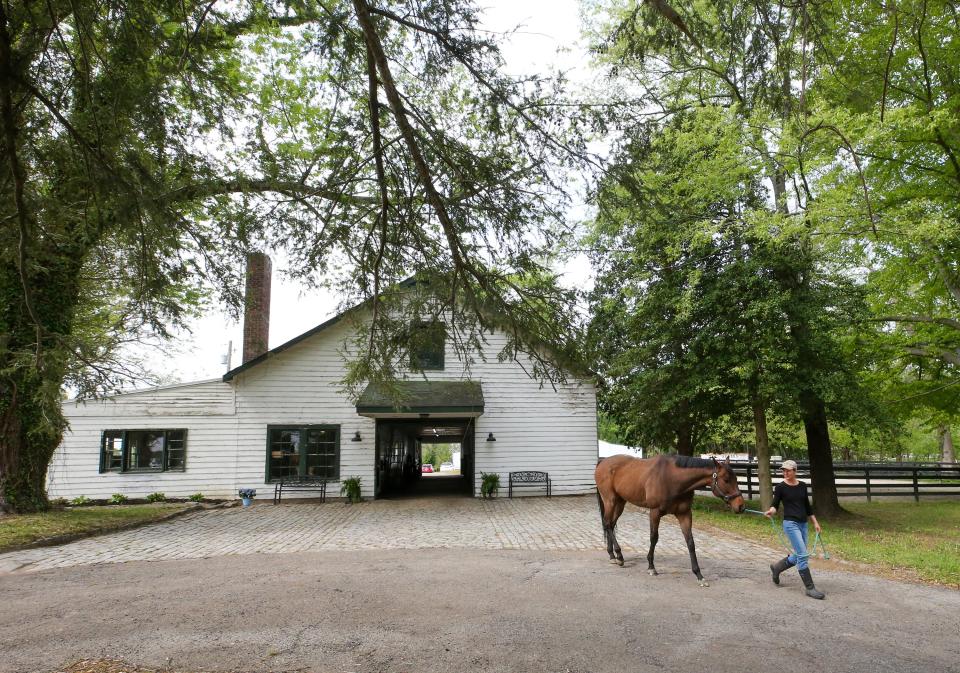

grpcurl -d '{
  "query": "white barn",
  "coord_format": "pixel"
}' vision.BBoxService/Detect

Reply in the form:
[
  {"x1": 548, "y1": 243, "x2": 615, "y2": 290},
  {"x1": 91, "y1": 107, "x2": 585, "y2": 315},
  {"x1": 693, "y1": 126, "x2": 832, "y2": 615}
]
[{"x1": 47, "y1": 259, "x2": 598, "y2": 501}]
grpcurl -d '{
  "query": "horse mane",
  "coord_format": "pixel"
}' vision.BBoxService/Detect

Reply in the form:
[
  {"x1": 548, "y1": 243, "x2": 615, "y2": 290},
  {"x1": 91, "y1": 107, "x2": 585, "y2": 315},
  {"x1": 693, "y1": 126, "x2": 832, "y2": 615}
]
[{"x1": 666, "y1": 455, "x2": 715, "y2": 469}]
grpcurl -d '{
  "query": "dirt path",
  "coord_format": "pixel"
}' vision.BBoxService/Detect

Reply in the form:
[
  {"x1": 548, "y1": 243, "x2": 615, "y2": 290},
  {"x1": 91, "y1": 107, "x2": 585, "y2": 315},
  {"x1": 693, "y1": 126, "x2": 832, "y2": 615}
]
[{"x1": 2, "y1": 549, "x2": 958, "y2": 673}]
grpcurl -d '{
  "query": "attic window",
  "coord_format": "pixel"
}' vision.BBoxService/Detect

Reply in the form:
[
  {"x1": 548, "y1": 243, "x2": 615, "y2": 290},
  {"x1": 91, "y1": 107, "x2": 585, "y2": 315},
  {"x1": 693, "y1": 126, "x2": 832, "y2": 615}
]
[{"x1": 409, "y1": 320, "x2": 445, "y2": 371}]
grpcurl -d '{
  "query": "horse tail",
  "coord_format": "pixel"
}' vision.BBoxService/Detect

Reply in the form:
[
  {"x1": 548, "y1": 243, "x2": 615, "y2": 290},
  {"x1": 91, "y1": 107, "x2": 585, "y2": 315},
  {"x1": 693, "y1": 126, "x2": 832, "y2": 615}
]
[{"x1": 595, "y1": 486, "x2": 606, "y2": 523}]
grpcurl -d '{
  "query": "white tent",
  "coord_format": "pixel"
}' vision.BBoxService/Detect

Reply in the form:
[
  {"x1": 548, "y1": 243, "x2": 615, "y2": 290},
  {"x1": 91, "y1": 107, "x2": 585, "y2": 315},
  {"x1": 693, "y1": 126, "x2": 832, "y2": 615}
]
[{"x1": 598, "y1": 440, "x2": 643, "y2": 459}]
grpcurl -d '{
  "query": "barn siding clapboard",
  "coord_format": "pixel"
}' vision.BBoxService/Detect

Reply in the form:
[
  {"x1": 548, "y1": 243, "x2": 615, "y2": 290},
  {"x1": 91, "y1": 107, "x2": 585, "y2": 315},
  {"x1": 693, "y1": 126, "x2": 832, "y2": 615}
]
[
  {"x1": 49, "y1": 315, "x2": 597, "y2": 500},
  {"x1": 48, "y1": 380, "x2": 239, "y2": 499}
]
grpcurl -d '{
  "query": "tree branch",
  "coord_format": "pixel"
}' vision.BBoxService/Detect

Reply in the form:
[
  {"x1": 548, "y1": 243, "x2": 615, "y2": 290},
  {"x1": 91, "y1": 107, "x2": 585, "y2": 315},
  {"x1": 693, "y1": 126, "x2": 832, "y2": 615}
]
[
  {"x1": 365, "y1": 3, "x2": 599, "y2": 168},
  {"x1": 881, "y1": 3, "x2": 899, "y2": 123},
  {"x1": 904, "y1": 346, "x2": 960, "y2": 368},
  {"x1": 934, "y1": 254, "x2": 960, "y2": 307},
  {"x1": 352, "y1": 0, "x2": 469, "y2": 273},
  {"x1": 363, "y1": 37, "x2": 391, "y2": 360},
  {"x1": 871, "y1": 315, "x2": 960, "y2": 331},
  {"x1": 799, "y1": 122, "x2": 877, "y2": 235},
  {"x1": 165, "y1": 176, "x2": 377, "y2": 205},
  {"x1": 644, "y1": 0, "x2": 703, "y2": 50}
]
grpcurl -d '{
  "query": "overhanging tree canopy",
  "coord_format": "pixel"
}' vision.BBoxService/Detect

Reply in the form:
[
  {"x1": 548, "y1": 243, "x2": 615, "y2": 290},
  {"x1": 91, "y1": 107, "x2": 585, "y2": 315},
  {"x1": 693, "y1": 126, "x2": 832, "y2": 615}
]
[{"x1": 0, "y1": 0, "x2": 588, "y2": 512}]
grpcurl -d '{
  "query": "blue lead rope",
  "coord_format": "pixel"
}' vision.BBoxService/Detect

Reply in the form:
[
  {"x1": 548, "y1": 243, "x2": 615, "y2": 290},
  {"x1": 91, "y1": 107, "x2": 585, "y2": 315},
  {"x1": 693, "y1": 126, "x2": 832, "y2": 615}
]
[
  {"x1": 810, "y1": 531, "x2": 831, "y2": 560},
  {"x1": 744, "y1": 509, "x2": 830, "y2": 559}
]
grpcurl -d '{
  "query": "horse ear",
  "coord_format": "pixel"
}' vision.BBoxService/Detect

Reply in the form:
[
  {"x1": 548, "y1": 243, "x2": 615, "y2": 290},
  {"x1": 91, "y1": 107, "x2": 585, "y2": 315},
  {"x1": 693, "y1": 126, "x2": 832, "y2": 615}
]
[{"x1": 712, "y1": 456, "x2": 720, "y2": 466}]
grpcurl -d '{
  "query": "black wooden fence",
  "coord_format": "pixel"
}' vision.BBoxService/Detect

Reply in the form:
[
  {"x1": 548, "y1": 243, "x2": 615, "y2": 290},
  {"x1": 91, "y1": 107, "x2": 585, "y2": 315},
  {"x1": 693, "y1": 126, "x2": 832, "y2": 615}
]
[
  {"x1": 562, "y1": 459, "x2": 960, "y2": 500},
  {"x1": 716, "y1": 461, "x2": 960, "y2": 502}
]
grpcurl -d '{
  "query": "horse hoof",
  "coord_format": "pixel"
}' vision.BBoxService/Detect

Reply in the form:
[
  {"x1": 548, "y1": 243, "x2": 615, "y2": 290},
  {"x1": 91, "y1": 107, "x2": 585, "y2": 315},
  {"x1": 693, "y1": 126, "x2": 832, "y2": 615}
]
[
  {"x1": 609, "y1": 558, "x2": 620, "y2": 565},
  {"x1": 698, "y1": 579, "x2": 710, "y2": 587},
  {"x1": 616, "y1": 558, "x2": 624, "y2": 567},
  {"x1": 648, "y1": 569, "x2": 658, "y2": 576}
]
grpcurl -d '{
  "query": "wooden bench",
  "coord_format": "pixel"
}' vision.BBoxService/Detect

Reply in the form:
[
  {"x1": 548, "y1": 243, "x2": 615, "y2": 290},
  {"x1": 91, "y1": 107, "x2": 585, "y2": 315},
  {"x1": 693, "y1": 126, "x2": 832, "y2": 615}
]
[
  {"x1": 273, "y1": 476, "x2": 328, "y2": 504},
  {"x1": 508, "y1": 471, "x2": 551, "y2": 498}
]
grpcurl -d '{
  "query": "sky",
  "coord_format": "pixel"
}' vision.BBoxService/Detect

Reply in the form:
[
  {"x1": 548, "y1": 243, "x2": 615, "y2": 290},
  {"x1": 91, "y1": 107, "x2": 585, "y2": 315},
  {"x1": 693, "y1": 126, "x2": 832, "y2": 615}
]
[{"x1": 160, "y1": 0, "x2": 595, "y2": 384}]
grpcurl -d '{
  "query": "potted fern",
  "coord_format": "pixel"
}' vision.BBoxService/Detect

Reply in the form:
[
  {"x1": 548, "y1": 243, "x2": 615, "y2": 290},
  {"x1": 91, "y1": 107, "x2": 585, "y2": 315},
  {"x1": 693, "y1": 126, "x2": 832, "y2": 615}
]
[
  {"x1": 480, "y1": 472, "x2": 500, "y2": 499},
  {"x1": 340, "y1": 477, "x2": 362, "y2": 503}
]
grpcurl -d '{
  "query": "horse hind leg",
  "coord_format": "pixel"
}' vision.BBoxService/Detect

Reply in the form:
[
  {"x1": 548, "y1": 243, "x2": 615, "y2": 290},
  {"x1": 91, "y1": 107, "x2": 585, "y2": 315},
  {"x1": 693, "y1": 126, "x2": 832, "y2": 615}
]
[
  {"x1": 607, "y1": 498, "x2": 627, "y2": 566},
  {"x1": 598, "y1": 492, "x2": 626, "y2": 566},
  {"x1": 596, "y1": 490, "x2": 617, "y2": 562},
  {"x1": 604, "y1": 524, "x2": 618, "y2": 564}
]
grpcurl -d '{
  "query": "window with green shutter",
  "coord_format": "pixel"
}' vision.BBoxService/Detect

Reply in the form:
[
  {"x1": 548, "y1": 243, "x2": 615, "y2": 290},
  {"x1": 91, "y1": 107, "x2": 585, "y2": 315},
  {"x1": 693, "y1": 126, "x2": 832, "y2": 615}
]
[
  {"x1": 99, "y1": 429, "x2": 187, "y2": 473},
  {"x1": 267, "y1": 425, "x2": 340, "y2": 481}
]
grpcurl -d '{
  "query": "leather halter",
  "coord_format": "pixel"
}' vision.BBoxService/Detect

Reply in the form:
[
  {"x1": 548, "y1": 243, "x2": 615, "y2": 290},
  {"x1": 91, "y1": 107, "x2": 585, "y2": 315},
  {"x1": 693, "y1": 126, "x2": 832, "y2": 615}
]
[{"x1": 711, "y1": 470, "x2": 742, "y2": 503}]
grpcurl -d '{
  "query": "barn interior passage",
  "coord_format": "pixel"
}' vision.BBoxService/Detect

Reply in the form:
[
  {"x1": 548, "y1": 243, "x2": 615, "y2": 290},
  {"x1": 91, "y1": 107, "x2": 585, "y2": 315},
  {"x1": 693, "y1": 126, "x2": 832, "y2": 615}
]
[
  {"x1": 357, "y1": 381, "x2": 483, "y2": 498},
  {"x1": 375, "y1": 419, "x2": 474, "y2": 497}
]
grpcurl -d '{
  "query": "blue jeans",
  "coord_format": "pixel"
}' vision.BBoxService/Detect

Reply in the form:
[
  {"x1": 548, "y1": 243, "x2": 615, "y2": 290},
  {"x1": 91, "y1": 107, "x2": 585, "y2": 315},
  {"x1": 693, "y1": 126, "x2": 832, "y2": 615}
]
[{"x1": 783, "y1": 519, "x2": 810, "y2": 571}]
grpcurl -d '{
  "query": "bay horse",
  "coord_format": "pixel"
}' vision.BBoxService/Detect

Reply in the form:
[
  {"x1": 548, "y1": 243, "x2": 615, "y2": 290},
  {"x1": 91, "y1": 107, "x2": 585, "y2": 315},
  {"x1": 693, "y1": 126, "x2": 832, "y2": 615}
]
[{"x1": 595, "y1": 454, "x2": 745, "y2": 587}]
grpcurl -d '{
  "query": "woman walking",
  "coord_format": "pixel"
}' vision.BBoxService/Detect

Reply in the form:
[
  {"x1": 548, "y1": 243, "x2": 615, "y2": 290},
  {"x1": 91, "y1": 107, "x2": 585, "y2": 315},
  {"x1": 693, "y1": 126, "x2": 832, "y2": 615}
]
[{"x1": 764, "y1": 460, "x2": 826, "y2": 599}]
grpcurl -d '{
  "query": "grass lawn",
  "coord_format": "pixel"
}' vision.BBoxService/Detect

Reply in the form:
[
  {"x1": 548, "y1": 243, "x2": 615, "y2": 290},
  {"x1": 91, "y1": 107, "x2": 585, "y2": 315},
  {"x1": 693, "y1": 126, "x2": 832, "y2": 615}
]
[
  {"x1": 692, "y1": 496, "x2": 960, "y2": 587},
  {"x1": 0, "y1": 503, "x2": 193, "y2": 553}
]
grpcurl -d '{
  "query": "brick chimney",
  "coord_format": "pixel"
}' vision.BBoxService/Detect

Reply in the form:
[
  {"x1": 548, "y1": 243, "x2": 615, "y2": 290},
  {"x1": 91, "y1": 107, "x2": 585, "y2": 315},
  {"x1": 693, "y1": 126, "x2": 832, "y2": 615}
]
[{"x1": 242, "y1": 252, "x2": 272, "y2": 364}]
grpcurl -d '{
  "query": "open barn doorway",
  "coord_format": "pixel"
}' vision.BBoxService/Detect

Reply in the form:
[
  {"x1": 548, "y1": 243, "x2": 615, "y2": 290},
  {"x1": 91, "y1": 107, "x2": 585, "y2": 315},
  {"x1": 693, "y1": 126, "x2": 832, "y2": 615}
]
[{"x1": 375, "y1": 418, "x2": 474, "y2": 498}]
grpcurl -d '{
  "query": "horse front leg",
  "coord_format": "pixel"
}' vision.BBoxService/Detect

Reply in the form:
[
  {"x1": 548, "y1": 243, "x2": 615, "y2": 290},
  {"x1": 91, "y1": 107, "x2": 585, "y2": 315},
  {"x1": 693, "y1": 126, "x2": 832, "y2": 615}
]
[
  {"x1": 647, "y1": 509, "x2": 662, "y2": 576},
  {"x1": 676, "y1": 509, "x2": 708, "y2": 587}
]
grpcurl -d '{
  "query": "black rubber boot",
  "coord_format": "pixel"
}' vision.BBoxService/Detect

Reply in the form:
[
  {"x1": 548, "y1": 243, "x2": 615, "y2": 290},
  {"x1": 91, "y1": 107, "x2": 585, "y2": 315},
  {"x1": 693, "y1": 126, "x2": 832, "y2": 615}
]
[
  {"x1": 770, "y1": 557, "x2": 795, "y2": 585},
  {"x1": 798, "y1": 568, "x2": 825, "y2": 599}
]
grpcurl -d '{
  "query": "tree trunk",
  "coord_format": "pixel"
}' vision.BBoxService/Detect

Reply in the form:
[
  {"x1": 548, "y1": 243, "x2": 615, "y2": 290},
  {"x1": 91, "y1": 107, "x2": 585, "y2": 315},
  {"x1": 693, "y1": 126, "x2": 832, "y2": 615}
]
[
  {"x1": 773, "y1": 258, "x2": 845, "y2": 517},
  {"x1": 0, "y1": 249, "x2": 81, "y2": 512},
  {"x1": 753, "y1": 401, "x2": 773, "y2": 510},
  {"x1": 0, "y1": 380, "x2": 63, "y2": 512},
  {"x1": 800, "y1": 391, "x2": 843, "y2": 517},
  {"x1": 675, "y1": 400, "x2": 694, "y2": 456},
  {"x1": 940, "y1": 424, "x2": 955, "y2": 462},
  {"x1": 676, "y1": 422, "x2": 693, "y2": 456}
]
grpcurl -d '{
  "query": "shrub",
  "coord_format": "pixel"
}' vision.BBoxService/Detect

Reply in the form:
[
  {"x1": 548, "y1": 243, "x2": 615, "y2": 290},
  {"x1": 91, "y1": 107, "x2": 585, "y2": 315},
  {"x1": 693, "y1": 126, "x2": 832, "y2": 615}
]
[
  {"x1": 70, "y1": 495, "x2": 91, "y2": 506},
  {"x1": 145, "y1": 492, "x2": 166, "y2": 503},
  {"x1": 188, "y1": 493, "x2": 205, "y2": 502},
  {"x1": 49, "y1": 497, "x2": 68, "y2": 510},
  {"x1": 340, "y1": 476, "x2": 362, "y2": 503},
  {"x1": 110, "y1": 493, "x2": 129, "y2": 505},
  {"x1": 480, "y1": 472, "x2": 500, "y2": 499}
]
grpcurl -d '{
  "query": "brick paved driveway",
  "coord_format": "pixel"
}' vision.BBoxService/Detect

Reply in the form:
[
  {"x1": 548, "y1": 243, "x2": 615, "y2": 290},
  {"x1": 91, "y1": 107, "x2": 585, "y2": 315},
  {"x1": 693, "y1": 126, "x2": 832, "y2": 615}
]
[{"x1": 0, "y1": 495, "x2": 773, "y2": 573}]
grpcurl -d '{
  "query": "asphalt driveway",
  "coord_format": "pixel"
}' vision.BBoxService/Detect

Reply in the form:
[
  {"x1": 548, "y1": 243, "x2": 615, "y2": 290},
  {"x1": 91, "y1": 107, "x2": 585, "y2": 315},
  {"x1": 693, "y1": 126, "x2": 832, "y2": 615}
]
[
  {"x1": 1, "y1": 496, "x2": 957, "y2": 673},
  {"x1": 3, "y1": 549, "x2": 959, "y2": 673}
]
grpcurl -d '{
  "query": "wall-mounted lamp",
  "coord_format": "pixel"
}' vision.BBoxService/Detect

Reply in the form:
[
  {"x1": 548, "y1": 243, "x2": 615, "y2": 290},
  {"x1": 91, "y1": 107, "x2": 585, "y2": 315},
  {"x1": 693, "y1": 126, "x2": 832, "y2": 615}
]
[
  {"x1": 486, "y1": 432, "x2": 496, "y2": 442},
  {"x1": 351, "y1": 431, "x2": 362, "y2": 442}
]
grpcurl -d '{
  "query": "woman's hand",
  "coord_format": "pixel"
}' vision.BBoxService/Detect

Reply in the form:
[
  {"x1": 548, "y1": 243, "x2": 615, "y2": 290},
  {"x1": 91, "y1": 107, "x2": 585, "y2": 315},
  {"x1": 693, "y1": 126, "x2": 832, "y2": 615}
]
[
  {"x1": 764, "y1": 507, "x2": 776, "y2": 518},
  {"x1": 812, "y1": 517, "x2": 822, "y2": 534}
]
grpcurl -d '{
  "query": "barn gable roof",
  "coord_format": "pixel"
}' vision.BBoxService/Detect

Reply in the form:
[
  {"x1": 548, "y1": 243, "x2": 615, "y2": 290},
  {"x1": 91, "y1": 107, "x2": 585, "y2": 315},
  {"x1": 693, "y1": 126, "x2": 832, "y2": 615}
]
[{"x1": 222, "y1": 311, "x2": 349, "y2": 382}]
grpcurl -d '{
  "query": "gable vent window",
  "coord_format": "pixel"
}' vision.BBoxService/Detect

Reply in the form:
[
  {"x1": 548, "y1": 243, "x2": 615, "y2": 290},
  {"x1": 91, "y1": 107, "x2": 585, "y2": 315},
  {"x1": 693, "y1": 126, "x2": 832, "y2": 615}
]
[
  {"x1": 409, "y1": 321, "x2": 446, "y2": 371},
  {"x1": 99, "y1": 430, "x2": 187, "y2": 473}
]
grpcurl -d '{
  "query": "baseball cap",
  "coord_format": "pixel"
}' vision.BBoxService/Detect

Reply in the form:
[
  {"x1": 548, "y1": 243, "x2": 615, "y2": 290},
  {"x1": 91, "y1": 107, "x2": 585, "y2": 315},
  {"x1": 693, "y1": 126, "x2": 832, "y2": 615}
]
[{"x1": 781, "y1": 460, "x2": 798, "y2": 471}]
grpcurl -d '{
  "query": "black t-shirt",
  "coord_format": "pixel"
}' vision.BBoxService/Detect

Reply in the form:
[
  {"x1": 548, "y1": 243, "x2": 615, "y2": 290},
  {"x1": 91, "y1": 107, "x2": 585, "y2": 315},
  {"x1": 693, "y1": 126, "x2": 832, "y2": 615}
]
[{"x1": 771, "y1": 481, "x2": 813, "y2": 522}]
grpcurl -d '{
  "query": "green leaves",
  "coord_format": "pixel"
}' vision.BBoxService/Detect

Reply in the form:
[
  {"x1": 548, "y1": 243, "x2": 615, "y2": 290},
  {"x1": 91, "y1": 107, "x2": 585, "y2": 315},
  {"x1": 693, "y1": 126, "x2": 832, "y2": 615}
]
[{"x1": 1, "y1": 0, "x2": 592, "y2": 510}]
